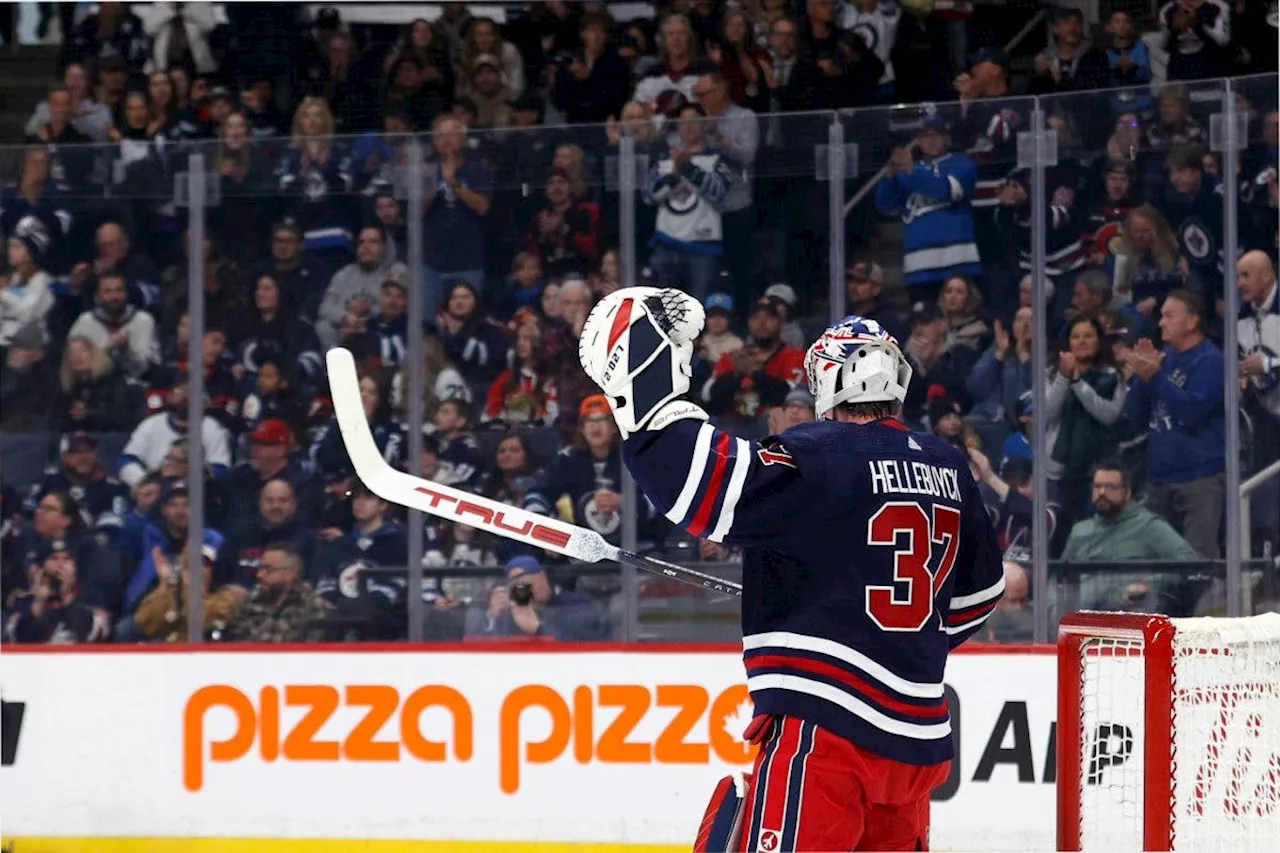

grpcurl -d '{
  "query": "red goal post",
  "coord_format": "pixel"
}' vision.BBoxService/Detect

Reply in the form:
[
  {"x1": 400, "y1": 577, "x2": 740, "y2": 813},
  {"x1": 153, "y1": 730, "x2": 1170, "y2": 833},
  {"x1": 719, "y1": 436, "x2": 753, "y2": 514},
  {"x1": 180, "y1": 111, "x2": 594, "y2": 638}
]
[{"x1": 1057, "y1": 611, "x2": 1280, "y2": 852}]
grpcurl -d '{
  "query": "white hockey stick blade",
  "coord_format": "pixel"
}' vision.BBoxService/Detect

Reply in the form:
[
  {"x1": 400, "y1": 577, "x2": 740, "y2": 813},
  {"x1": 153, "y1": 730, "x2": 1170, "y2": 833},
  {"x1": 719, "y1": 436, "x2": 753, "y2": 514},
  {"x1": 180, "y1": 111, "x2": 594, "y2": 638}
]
[{"x1": 325, "y1": 347, "x2": 620, "y2": 564}]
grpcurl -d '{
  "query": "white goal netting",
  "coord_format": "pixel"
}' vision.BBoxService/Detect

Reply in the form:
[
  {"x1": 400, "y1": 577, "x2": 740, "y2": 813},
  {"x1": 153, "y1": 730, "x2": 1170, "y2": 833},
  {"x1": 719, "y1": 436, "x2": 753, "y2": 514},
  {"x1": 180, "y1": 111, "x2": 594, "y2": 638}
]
[{"x1": 1072, "y1": 613, "x2": 1280, "y2": 852}]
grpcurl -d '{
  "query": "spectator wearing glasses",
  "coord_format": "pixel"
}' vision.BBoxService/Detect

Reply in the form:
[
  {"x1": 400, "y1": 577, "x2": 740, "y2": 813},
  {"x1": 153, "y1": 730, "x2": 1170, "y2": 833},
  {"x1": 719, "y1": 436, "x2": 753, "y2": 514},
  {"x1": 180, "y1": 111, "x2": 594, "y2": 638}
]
[
  {"x1": 226, "y1": 542, "x2": 333, "y2": 643},
  {"x1": 249, "y1": 219, "x2": 333, "y2": 324},
  {"x1": 1064, "y1": 462, "x2": 1199, "y2": 613}
]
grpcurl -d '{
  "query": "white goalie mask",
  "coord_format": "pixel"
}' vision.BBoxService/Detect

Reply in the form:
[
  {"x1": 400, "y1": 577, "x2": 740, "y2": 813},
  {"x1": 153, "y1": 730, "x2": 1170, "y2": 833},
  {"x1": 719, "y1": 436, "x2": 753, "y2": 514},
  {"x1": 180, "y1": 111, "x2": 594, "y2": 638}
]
[{"x1": 804, "y1": 316, "x2": 913, "y2": 418}]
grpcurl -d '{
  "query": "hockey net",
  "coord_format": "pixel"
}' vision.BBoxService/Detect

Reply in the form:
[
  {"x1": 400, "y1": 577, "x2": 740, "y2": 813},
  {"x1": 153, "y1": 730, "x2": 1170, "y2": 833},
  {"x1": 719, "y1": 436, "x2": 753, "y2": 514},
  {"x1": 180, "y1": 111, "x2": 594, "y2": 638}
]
[{"x1": 1058, "y1": 612, "x2": 1280, "y2": 851}]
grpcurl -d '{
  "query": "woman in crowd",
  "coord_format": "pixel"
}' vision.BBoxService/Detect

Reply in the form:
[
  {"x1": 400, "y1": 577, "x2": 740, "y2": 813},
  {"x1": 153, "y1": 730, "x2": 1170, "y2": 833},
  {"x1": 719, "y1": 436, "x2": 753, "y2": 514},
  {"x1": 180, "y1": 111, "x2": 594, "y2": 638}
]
[
  {"x1": 602, "y1": 100, "x2": 659, "y2": 246},
  {"x1": 538, "y1": 280, "x2": 563, "y2": 324},
  {"x1": 1109, "y1": 204, "x2": 1187, "y2": 341},
  {"x1": 457, "y1": 17, "x2": 526, "y2": 102},
  {"x1": 589, "y1": 248, "x2": 623, "y2": 299},
  {"x1": 312, "y1": 369, "x2": 404, "y2": 479},
  {"x1": 146, "y1": 71, "x2": 178, "y2": 137},
  {"x1": 0, "y1": 221, "x2": 54, "y2": 346},
  {"x1": 937, "y1": 275, "x2": 991, "y2": 374},
  {"x1": 213, "y1": 111, "x2": 273, "y2": 267},
  {"x1": 483, "y1": 319, "x2": 557, "y2": 427},
  {"x1": 278, "y1": 97, "x2": 356, "y2": 268},
  {"x1": 480, "y1": 433, "x2": 543, "y2": 507},
  {"x1": 234, "y1": 273, "x2": 323, "y2": 393},
  {"x1": 967, "y1": 306, "x2": 1034, "y2": 425},
  {"x1": 9, "y1": 490, "x2": 117, "y2": 614},
  {"x1": 707, "y1": 9, "x2": 771, "y2": 111},
  {"x1": 383, "y1": 17, "x2": 454, "y2": 104},
  {"x1": 436, "y1": 281, "x2": 511, "y2": 387},
  {"x1": 523, "y1": 395, "x2": 641, "y2": 547},
  {"x1": 59, "y1": 336, "x2": 135, "y2": 432},
  {"x1": 108, "y1": 91, "x2": 172, "y2": 238},
  {"x1": 1043, "y1": 315, "x2": 1127, "y2": 525}
]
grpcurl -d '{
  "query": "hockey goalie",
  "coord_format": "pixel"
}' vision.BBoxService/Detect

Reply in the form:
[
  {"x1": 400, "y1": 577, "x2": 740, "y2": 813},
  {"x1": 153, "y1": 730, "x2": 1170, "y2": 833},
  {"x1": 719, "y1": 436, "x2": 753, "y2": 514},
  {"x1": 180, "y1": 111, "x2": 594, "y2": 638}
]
[{"x1": 578, "y1": 288, "x2": 1005, "y2": 852}]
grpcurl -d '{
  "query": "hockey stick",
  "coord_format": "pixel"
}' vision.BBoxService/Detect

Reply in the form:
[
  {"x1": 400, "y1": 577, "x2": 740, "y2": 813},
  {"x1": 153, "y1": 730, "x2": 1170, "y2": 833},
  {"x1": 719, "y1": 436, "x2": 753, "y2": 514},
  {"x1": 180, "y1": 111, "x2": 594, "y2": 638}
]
[{"x1": 325, "y1": 347, "x2": 743, "y2": 598}]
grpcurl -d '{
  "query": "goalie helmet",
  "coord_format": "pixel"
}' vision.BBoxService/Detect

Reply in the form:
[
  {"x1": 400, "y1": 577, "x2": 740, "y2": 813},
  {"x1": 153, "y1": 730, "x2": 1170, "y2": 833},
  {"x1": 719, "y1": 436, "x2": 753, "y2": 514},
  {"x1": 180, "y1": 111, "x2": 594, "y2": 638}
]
[{"x1": 804, "y1": 316, "x2": 913, "y2": 418}]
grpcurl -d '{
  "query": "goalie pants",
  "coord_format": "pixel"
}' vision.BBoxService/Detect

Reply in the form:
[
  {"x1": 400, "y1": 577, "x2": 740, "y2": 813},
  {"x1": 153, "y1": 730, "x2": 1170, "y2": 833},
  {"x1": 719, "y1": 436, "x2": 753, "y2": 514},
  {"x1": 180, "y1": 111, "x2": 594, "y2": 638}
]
[{"x1": 735, "y1": 714, "x2": 949, "y2": 852}]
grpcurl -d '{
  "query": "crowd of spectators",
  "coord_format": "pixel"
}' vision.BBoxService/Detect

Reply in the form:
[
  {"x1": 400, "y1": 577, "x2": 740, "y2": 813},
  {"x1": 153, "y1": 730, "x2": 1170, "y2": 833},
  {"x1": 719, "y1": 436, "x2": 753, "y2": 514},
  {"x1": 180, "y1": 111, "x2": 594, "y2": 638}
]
[{"x1": 0, "y1": 1, "x2": 1276, "y2": 646}]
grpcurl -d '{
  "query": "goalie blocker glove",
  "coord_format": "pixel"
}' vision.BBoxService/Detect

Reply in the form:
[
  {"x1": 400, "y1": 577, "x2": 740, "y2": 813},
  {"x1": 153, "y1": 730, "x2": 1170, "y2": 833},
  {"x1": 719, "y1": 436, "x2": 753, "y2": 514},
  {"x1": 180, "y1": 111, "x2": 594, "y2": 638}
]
[
  {"x1": 579, "y1": 288, "x2": 711, "y2": 439},
  {"x1": 582, "y1": 311, "x2": 1005, "y2": 768}
]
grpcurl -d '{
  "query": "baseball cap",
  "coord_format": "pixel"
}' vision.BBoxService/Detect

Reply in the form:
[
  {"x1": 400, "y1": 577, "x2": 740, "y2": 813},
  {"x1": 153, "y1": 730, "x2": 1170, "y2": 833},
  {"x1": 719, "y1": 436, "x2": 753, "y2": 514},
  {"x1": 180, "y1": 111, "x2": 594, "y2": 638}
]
[
  {"x1": 381, "y1": 277, "x2": 407, "y2": 293},
  {"x1": 60, "y1": 431, "x2": 98, "y2": 454},
  {"x1": 200, "y1": 543, "x2": 219, "y2": 563},
  {"x1": 9, "y1": 322, "x2": 46, "y2": 350},
  {"x1": 250, "y1": 419, "x2": 293, "y2": 446},
  {"x1": 970, "y1": 47, "x2": 1009, "y2": 70},
  {"x1": 705, "y1": 293, "x2": 734, "y2": 314},
  {"x1": 751, "y1": 297, "x2": 782, "y2": 318},
  {"x1": 785, "y1": 387, "x2": 815, "y2": 409},
  {"x1": 920, "y1": 113, "x2": 950, "y2": 133},
  {"x1": 846, "y1": 260, "x2": 885, "y2": 285},
  {"x1": 473, "y1": 53, "x2": 502, "y2": 72},
  {"x1": 654, "y1": 89, "x2": 689, "y2": 119},
  {"x1": 161, "y1": 480, "x2": 189, "y2": 505},
  {"x1": 928, "y1": 394, "x2": 962, "y2": 426},
  {"x1": 764, "y1": 283, "x2": 797, "y2": 309},
  {"x1": 580, "y1": 395, "x2": 612, "y2": 418},
  {"x1": 506, "y1": 555, "x2": 544, "y2": 578},
  {"x1": 35, "y1": 539, "x2": 71, "y2": 563}
]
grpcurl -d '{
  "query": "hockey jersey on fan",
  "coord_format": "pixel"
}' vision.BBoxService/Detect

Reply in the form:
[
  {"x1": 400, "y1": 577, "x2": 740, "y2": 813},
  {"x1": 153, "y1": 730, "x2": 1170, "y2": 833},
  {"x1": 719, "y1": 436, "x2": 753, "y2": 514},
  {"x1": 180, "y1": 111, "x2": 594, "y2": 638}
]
[
  {"x1": 624, "y1": 418, "x2": 1003, "y2": 766},
  {"x1": 644, "y1": 146, "x2": 732, "y2": 256},
  {"x1": 874, "y1": 152, "x2": 982, "y2": 287}
]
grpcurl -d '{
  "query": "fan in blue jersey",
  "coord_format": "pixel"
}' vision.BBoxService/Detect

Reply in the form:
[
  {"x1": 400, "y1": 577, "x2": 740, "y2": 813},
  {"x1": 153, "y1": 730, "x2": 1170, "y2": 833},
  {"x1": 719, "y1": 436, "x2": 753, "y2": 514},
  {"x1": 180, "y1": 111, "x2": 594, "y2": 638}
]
[{"x1": 578, "y1": 288, "x2": 1004, "y2": 852}]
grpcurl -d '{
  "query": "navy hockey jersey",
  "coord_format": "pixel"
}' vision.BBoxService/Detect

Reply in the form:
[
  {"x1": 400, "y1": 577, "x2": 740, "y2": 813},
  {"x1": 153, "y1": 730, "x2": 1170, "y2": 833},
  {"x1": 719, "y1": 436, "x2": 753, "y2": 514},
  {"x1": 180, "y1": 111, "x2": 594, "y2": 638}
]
[{"x1": 624, "y1": 418, "x2": 1004, "y2": 766}]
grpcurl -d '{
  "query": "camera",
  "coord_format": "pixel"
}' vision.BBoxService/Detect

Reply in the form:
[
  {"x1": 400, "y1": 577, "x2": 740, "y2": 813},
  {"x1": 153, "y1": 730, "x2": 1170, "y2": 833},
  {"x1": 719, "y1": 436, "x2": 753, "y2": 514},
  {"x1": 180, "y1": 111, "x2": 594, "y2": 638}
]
[
  {"x1": 510, "y1": 581, "x2": 533, "y2": 606},
  {"x1": 46, "y1": 573, "x2": 62, "y2": 596}
]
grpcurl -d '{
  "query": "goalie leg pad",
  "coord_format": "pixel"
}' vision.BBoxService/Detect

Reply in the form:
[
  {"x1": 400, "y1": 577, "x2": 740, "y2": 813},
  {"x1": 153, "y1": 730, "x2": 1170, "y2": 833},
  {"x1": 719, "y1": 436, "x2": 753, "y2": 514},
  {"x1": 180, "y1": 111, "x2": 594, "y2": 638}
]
[{"x1": 693, "y1": 771, "x2": 751, "y2": 853}]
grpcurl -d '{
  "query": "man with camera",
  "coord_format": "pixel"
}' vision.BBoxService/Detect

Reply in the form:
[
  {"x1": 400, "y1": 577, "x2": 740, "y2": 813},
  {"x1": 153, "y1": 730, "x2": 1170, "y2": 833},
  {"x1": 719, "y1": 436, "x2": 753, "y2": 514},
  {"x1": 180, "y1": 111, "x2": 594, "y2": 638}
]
[{"x1": 467, "y1": 555, "x2": 608, "y2": 642}]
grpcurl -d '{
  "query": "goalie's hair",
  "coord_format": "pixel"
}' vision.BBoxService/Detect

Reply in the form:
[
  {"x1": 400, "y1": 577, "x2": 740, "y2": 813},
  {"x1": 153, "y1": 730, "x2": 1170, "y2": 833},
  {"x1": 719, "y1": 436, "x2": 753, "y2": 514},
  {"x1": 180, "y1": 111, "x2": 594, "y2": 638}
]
[{"x1": 835, "y1": 400, "x2": 901, "y2": 421}]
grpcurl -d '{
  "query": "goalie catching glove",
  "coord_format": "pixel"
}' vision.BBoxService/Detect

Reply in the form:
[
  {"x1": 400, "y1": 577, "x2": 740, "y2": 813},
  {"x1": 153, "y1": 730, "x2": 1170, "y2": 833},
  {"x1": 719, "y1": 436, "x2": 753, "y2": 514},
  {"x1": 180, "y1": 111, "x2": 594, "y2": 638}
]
[{"x1": 578, "y1": 287, "x2": 709, "y2": 439}]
